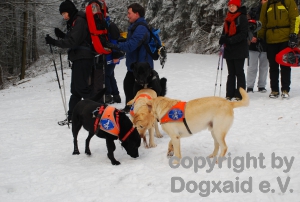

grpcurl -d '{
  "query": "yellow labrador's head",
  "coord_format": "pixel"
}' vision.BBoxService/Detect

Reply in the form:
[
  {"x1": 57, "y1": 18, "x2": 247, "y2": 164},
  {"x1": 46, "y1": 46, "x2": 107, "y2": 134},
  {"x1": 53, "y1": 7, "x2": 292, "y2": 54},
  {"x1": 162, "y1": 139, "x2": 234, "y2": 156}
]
[{"x1": 132, "y1": 108, "x2": 155, "y2": 137}]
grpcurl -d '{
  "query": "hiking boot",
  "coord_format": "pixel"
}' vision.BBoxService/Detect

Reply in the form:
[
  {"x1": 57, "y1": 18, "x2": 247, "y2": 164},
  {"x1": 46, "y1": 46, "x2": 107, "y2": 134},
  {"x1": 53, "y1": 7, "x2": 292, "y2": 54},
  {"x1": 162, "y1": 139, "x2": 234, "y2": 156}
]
[
  {"x1": 121, "y1": 105, "x2": 131, "y2": 114},
  {"x1": 269, "y1": 91, "x2": 279, "y2": 98},
  {"x1": 247, "y1": 88, "x2": 254, "y2": 93},
  {"x1": 226, "y1": 97, "x2": 232, "y2": 101},
  {"x1": 113, "y1": 94, "x2": 121, "y2": 103},
  {"x1": 104, "y1": 95, "x2": 113, "y2": 104},
  {"x1": 58, "y1": 118, "x2": 72, "y2": 126},
  {"x1": 281, "y1": 90, "x2": 290, "y2": 99},
  {"x1": 258, "y1": 88, "x2": 267, "y2": 93},
  {"x1": 232, "y1": 97, "x2": 241, "y2": 101}
]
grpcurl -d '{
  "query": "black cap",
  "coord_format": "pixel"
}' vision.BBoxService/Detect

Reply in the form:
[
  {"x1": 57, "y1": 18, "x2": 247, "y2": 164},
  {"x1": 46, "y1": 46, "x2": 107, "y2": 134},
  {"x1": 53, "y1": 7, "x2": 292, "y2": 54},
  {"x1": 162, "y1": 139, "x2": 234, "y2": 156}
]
[{"x1": 59, "y1": 0, "x2": 77, "y2": 15}]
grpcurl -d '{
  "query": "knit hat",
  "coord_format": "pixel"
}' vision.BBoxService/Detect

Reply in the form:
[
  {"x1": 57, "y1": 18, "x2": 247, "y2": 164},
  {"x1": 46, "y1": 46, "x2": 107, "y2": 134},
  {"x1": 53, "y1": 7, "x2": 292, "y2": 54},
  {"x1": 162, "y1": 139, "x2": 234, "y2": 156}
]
[
  {"x1": 59, "y1": 0, "x2": 77, "y2": 15},
  {"x1": 228, "y1": 0, "x2": 241, "y2": 7}
]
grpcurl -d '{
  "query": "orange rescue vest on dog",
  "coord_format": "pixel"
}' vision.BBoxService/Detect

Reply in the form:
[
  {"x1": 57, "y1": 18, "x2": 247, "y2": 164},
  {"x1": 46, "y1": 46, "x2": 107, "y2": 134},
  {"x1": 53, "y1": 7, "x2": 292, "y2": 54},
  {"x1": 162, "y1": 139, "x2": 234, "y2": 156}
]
[
  {"x1": 130, "y1": 94, "x2": 152, "y2": 116},
  {"x1": 99, "y1": 106, "x2": 120, "y2": 136},
  {"x1": 160, "y1": 101, "x2": 186, "y2": 123}
]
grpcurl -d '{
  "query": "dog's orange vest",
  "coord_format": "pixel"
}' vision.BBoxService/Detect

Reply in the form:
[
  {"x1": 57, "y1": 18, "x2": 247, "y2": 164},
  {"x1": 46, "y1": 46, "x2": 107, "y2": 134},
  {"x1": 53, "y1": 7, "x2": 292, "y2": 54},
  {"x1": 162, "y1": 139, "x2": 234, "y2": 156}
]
[
  {"x1": 130, "y1": 94, "x2": 152, "y2": 116},
  {"x1": 160, "y1": 101, "x2": 187, "y2": 123},
  {"x1": 99, "y1": 106, "x2": 120, "y2": 136}
]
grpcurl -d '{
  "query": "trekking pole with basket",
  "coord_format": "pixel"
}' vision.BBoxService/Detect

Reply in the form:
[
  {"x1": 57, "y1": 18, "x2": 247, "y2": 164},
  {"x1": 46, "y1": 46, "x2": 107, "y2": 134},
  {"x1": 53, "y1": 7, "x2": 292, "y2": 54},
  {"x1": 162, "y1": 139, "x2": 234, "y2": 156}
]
[
  {"x1": 59, "y1": 52, "x2": 68, "y2": 115},
  {"x1": 47, "y1": 36, "x2": 69, "y2": 128},
  {"x1": 214, "y1": 45, "x2": 224, "y2": 97}
]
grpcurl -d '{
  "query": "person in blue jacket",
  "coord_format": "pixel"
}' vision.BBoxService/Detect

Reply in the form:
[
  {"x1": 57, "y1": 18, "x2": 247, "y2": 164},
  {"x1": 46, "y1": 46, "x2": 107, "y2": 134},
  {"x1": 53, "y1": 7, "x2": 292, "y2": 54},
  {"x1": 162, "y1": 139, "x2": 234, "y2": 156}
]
[{"x1": 104, "y1": 3, "x2": 153, "y2": 113}]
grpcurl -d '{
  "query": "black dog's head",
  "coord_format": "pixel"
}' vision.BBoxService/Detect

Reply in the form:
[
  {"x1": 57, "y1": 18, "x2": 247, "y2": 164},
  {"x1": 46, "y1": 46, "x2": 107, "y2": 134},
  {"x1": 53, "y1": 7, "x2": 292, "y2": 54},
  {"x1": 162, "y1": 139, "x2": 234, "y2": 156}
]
[
  {"x1": 130, "y1": 62, "x2": 152, "y2": 85},
  {"x1": 119, "y1": 112, "x2": 141, "y2": 158}
]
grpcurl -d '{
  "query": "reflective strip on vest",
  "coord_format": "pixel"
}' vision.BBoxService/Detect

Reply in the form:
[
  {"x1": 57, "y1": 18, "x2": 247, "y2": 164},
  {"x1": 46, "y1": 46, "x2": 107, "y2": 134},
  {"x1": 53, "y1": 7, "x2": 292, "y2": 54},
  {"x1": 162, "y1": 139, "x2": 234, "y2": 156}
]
[
  {"x1": 160, "y1": 102, "x2": 186, "y2": 124},
  {"x1": 99, "y1": 106, "x2": 120, "y2": 136}
]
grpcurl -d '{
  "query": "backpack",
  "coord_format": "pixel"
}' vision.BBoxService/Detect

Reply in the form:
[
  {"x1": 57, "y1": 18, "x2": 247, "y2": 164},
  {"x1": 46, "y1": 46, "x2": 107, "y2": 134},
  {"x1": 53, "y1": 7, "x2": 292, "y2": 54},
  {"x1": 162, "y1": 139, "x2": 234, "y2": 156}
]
[
  {"x1": 131, "y1": 22, "x2": 167, "y2": 68},
  {"x1": 85, "y1": 0, "x2": 111, "y2": 55}
]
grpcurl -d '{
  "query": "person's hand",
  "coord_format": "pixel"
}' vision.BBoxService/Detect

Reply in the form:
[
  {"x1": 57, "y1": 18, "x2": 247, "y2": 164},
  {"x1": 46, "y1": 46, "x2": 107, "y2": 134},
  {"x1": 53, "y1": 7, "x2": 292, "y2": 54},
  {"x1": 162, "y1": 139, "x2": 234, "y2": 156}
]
[
  {"x1": 45, "y1": 35, "x2": 56, "y2": 46},
  {"x1": 113, "y1": 59, "x2": 120, "y2": 64},
  {"x1": 288, "y1": 33, "x2": 298, "y2": 48},
  {"x1": 219, "y1": 35, "x2": 226, "y2": 45},
  {"x1": 54, "y1": 28, "x2": 65, "y2": 39},
  {"x1": 104, "y1": 42, "x2": 120, "y2": 50},
  {"x1": 251, "y1": 37, "x2": 257, "y2": 43}
]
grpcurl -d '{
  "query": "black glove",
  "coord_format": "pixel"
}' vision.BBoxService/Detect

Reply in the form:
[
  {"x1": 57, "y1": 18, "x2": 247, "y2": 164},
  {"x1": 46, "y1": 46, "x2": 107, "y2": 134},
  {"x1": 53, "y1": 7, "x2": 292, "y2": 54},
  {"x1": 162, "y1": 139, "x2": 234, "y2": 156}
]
[
  {"x1": 288, "y1": 33, "x2": 298, "y2": 48},
  {"x1": 54, "y1": 28, "x2": 65, "y2": 39},
  {"x1": 219, "y1": 35, "x2": 230, "y2": 45},
  {"x1": 45, "y1": 35, "x2": 56, "y2": 46},
  {"x1": 104, "y1": 41, "x2": 120, "y2": 50}
]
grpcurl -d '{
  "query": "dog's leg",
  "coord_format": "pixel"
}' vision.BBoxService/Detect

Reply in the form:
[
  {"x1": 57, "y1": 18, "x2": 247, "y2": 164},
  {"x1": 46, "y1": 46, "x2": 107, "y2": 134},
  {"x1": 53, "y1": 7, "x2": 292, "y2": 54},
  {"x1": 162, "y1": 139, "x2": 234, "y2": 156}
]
[
  {"x1": 154, "y1": 120, "x2": 163, "y2": 138},
  {"x1": 72, "y1": 123, "x2": 81, "y2": 155},
  {"x1": 142, "y1": 135, "x2": 148, "y2": 148},
  {"x1": 208, "y1": 131, "x2": 220, "y2": 158},
  {"x1": 85, "y1": 132, "x2": 94, "y2": 155},
  {"x1": 167, "y1": 140, "x2": 174, "y2": 157},
  {"x1": 148, "y1": 127, "x2": 157, "y2": 148},
  {"x1": 169, "y1": 136, "x2": 181, "y2": 164},
  {"x1": 106, "y1": 138, "x2": 120, "y2": 165}
]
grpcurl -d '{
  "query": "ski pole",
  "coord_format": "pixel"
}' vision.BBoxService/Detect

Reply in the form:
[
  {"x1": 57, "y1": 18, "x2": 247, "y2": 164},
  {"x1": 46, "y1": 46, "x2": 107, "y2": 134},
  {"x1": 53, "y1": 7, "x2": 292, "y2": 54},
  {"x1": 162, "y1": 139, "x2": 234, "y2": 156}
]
[
  {"x1": 219, "y1": 47, "x2": 224, "y2": 97},
  {"x1": 59, "y1": 52, "x2": 68, "y2": 116},
  {"x1": 48, "y1": 36, "x2": 69, "y2": 128},
  {"x1": 103, "y1": 54, "x2": 106, "y2": 103},
  {"x1": 214, "y1": 45, "x2": 224, "y2": 96}
]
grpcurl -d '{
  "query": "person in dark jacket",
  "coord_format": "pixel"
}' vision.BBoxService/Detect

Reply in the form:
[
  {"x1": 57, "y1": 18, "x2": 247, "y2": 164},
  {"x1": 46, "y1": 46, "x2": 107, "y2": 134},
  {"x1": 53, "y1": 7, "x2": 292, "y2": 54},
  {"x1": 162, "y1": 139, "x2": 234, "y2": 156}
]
[
  {"x1": 219, "y1": 0, "x2": 248, "y2": 101},
  {"x1": 246, "y1": 0, "x2": 269, "y2": 93},
  {"x1": 104, "y1": 3, "x2": 153, "y2": 113},
  {"x1": 258, "y1": 0, "x2": 300, "y2": 99},
  {"x1": 45, "y1": 0, "x2": 94, "y2": 126}
]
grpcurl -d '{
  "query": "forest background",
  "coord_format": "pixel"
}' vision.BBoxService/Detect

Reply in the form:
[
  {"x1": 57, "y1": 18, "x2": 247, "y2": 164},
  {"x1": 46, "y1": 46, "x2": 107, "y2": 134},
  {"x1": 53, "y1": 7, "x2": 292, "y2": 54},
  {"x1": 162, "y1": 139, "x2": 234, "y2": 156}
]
[{"x1": 1, "y1": 0, "x2": 299, "y2": 88}]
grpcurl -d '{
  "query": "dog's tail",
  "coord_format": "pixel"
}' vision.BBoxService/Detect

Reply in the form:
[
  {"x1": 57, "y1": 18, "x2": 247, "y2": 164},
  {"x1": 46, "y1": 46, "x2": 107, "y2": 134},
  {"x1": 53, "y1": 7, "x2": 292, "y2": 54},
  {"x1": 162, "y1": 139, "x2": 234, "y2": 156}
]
[
  {"x1": 232, "y1": 88, "x2": 249, "y2": 108},
  {"x1": 160, "y1": 78, "x2": 167, "y2": 96},
  {"x1": 88, "y1": 88, "x2": 106, "y2": 102}
]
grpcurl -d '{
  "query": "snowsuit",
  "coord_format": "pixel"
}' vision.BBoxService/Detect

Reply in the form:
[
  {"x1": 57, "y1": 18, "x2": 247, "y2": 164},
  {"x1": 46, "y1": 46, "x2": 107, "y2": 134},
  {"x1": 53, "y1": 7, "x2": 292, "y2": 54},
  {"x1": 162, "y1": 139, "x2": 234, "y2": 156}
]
[
  {"x1": 55, "y1": 11, "x2": 94, "y2": 121},
  {"x1": 219, "y1": 6, "x2": 248, "y2": 99},
  {"x1": 258, "y1": 0, "x2": 300, "y2": 93},
  {"x1": 117, "y1": 17, "x2": 153, "y2": 105},
  {"x1": 247, "y1": 4, "x2": 269, "y2": 90}
]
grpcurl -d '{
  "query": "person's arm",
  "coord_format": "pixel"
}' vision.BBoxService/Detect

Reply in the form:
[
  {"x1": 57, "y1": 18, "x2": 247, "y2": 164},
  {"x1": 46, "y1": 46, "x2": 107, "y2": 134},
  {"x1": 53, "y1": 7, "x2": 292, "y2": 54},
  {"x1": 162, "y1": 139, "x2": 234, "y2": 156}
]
[
  {"x1": 287, "y1": 0, "x2": 300, "y2": 35},
  {"x1": 258, "y1": 3, "x2": 267, "y2": 40},
  {"x1": 226, "y1": 15, "x2": 248, "y2": 45},
  {"x1": 118, "y1": 25, "x2": 148, "y2": 52}
]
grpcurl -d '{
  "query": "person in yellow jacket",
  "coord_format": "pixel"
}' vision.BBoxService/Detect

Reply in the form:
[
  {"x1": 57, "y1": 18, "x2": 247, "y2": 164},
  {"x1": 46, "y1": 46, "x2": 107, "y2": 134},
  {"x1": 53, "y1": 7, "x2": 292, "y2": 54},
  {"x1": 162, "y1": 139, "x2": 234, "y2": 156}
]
[{"x1": 258, "y1": 0, "x2": 300, "y2": 99}]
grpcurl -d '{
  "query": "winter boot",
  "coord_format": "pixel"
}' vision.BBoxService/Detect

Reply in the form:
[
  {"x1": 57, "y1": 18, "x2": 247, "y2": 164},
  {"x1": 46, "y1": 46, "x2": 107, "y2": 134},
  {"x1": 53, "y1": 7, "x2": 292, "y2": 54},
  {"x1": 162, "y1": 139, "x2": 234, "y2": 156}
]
[
  {"x1": 58, "y1": 118, "x2": 72, "y2": 126},
  {"x1": 258, "y1": 88, "x2": 267, "y2": 93},
  {"x1": 281, "y1": 90, "x2": 290, "y2": 99},
  {"x1": 269, "y1": 91, "x2": 279, "y2": 98},
  {"x1": 113, "y1": 94, "x2": 121, "y2": 103}
]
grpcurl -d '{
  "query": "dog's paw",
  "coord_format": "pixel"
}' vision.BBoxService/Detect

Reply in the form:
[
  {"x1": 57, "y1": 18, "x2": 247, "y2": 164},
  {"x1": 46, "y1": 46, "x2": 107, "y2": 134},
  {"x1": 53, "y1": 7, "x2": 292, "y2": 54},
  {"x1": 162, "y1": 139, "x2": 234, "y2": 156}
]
[
  {"x1": 155, "y1": 133, "x2": 163, "y2": 138},
  {"x1": 85, "y1": 149, "x2": 91, "y2": 155},
  {"x1": 167, "y1": 151, "x2": 174, "y2": 158},
  {"x1": 149, "y1": 143, "x2": 157, "y2": 148},
  {"x1": 72, "y1": 151, "x2": 80, "y2": 155},
  {"x1": 112, "y1": 161, "x2": 121, "y2": 165}
]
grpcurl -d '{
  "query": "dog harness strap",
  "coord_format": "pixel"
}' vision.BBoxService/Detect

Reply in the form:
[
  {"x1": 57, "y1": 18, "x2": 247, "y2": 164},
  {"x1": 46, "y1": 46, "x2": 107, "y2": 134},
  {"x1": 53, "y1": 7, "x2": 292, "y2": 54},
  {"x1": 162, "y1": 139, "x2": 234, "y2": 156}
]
[
  {"x1": 121, "y1": 127, "x2": 135, "y2": 142},
  {"x1": 129, "y1": 94, "x2": 152, "y2": 116},
  {"x1": 93, "y1": 105, "x2": 105, "y2": 133},
  {"x1": 183, "y1": 118, "x2": 192, "y2": 134},
  {"x1": 99, "y1": 106, "x2": 120, "y2": 137},
  {"x1": 115, "y1": 110, "x2": 120, "y2": 129}
]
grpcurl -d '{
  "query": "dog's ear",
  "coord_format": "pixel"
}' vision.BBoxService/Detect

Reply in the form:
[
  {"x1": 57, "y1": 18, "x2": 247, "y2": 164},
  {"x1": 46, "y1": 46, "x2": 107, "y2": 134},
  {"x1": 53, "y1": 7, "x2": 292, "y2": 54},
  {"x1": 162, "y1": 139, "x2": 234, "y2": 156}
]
[
  {"x1": 127, "y1": 99, "x2": 134, "y2": 105},
  {"x1": 146, "y1": 100, "x2": 153, "y2": 111},
  {"x1": 130, "y1": 62, "x2": 137, "y2": 71}
]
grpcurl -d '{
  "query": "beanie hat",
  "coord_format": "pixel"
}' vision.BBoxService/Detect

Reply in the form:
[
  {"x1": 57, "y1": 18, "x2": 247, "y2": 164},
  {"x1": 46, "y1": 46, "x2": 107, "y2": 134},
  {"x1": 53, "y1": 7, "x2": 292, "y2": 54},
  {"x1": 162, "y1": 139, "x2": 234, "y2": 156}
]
[
  {"x1": 59, "y1": 0, "x2": 77, "y2": 15},
  {"x1": 228, "y1": 0, "x2": 241, "y2": 7}
]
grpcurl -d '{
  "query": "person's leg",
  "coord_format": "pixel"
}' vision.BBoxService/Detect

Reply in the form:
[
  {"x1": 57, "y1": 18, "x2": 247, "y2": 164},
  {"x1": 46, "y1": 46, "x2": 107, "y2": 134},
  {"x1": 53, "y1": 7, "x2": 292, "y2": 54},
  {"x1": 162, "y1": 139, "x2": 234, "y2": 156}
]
[
  {"x1": 225, "y1": 59, "x2": 236, "y2": 99},
  {"x1": 107, "y1": 64, "x2": 120, "y2": 96},
  {"x1": 234, "y1": 58, "x2": 246, "y2": 99},
  {"x1": 247, "y1": 51, "x2": 259, "y2": 89},
  {"x1": 266, "y1": 43, "x2": 280, "y2": 93},
  {"x1": 279, "y1": 42, "x2": 291, "y2": 93},
  {"x1": 105, "y1": 64, "x2": 114, "y2": 95},
  {"x1": 123, "y1": 71, "x2": 135, "y2": 105},
  {"x1": 257, "y1": 51, "x2": 269, "y2": 90}
]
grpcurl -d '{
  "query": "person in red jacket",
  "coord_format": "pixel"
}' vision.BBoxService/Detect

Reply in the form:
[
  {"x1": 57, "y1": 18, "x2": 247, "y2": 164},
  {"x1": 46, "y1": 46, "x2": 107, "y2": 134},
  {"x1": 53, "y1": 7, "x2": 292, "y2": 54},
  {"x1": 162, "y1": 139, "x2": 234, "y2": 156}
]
[{"x1": 219, "y1": 0, "x2": 248, "y2": 101}]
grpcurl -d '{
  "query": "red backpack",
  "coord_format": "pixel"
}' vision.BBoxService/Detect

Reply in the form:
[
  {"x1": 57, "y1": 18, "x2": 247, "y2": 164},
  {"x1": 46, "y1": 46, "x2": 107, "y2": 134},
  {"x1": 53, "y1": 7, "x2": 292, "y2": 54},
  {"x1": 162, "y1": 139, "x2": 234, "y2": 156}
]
[{"x1": 85, "y1": 0, "x2": 111, "y2": 55}]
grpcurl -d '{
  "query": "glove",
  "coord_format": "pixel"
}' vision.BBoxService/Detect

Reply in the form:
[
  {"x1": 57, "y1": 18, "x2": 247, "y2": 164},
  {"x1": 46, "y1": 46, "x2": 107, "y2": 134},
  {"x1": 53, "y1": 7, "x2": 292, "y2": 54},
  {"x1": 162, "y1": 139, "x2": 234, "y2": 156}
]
[
  {"x1": 54, "y1": 28, "x2": 65, "y2": 39},
  {"x1": 288, "y1": 33, "x2": 298, "y2": 48},
  {"x1": 219, "y1": 35, "x2": 226, "y2": 45},
  {"x1": 45, "y1": 35, "x2": 56, "y2": 46},
  {"x1": 104, "y1": 41, "x2": 120, "y2": 50}
]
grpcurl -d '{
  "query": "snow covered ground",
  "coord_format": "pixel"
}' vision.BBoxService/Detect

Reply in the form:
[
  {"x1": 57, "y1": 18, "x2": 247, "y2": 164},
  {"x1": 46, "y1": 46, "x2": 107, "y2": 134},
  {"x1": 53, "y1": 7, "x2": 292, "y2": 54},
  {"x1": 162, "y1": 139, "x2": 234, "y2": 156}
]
[{"x1": 0, "y1": 53, "x2": 299, "y2": 202}]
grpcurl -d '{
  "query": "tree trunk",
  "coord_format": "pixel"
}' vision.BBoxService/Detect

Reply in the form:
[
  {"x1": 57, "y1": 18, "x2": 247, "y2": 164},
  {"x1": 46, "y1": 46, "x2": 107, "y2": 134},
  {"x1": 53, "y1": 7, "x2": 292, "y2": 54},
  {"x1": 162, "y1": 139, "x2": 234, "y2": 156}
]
[{"x1": 20, "y1": 0, "x2": 28, "y2": 80}]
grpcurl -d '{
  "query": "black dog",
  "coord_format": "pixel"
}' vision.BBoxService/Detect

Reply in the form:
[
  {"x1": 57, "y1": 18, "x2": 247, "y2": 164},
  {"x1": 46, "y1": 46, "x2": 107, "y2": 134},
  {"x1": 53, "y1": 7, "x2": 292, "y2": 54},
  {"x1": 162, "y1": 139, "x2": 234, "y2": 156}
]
[
  {"x1": 71, "y1": 88, "x2": 141, "y2": 165},
  {"x1": 131, "y1": 62, "x2": 167, "y2": 97}
]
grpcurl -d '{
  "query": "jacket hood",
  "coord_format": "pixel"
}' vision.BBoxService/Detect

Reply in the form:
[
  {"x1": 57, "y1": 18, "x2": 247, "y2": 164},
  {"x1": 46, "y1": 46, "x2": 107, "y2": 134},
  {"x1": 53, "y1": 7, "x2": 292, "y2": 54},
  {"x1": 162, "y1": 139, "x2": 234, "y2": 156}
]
[{"x1": 237, "y1": 6, "x2": 247, "y2": 15}]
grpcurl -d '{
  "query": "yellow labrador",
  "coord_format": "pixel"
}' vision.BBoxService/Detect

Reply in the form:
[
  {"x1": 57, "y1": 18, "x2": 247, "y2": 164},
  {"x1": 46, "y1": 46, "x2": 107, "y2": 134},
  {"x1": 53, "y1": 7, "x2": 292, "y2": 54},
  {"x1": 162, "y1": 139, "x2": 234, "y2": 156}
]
[
  {"x1": 127, "y1": 89, "x2": 163, "y2": 148},
  {"x1": 146, "y1": 88, "x2": 249, "y2": 163}
]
